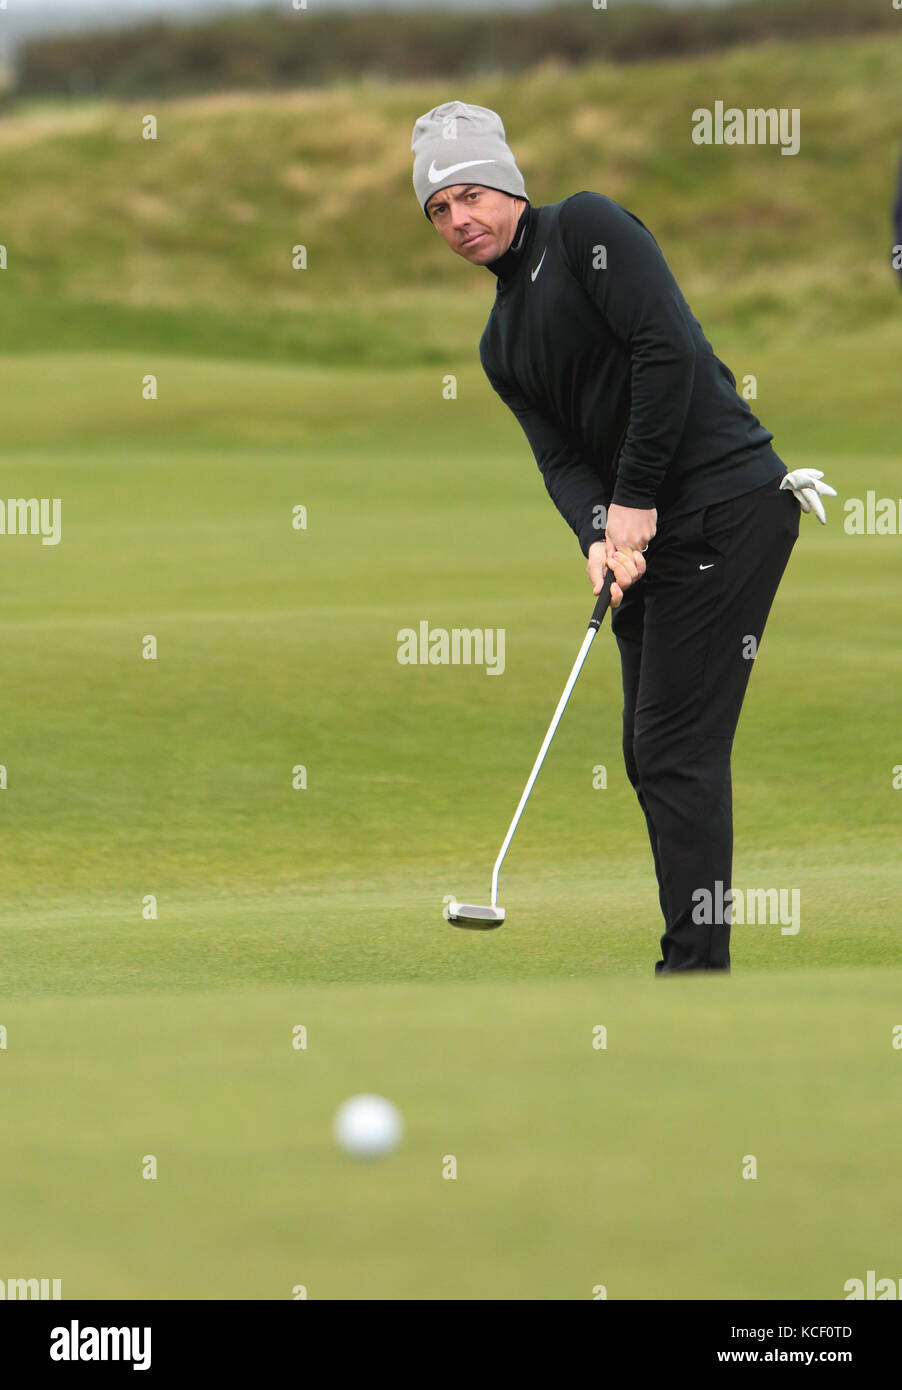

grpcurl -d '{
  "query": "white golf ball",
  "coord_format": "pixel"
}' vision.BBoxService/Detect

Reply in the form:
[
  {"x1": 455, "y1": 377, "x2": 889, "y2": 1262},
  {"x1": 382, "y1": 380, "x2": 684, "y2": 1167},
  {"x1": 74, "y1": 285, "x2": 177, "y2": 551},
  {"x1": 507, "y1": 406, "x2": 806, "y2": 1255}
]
[{"x1": 333, "y1": 1094, "x2": 403, "y2": 1159}]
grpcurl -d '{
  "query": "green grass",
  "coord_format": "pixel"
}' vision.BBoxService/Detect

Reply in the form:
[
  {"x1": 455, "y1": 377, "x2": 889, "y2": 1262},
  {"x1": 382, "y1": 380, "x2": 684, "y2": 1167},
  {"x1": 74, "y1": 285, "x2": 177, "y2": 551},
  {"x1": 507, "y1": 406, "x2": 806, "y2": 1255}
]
[
  {"x1": 0, "y1": 343, "x2": 899, "y2": 1296},
  {"x1": 1, "y1": 346, "x2": 900, "y2": 986},
  {"x1": 1, "y1": 973, "x2": 900, "y2": 1299}
]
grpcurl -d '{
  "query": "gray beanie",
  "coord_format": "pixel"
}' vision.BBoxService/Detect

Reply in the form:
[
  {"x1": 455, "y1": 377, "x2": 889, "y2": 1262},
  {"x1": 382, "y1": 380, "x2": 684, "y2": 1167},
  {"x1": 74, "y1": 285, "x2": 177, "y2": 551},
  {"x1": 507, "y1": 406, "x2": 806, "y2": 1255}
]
[{"x1": 411, "y1": 100, "x2": 528, "y2": 219}]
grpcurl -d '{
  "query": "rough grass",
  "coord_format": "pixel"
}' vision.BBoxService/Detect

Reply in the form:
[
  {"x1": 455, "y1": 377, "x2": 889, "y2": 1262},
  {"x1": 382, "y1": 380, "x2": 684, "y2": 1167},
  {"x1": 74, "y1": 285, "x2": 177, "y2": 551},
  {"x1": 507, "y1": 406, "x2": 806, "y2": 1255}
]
[{"x1": 1, "y1": 36, "x2": 900, "y2": 360}]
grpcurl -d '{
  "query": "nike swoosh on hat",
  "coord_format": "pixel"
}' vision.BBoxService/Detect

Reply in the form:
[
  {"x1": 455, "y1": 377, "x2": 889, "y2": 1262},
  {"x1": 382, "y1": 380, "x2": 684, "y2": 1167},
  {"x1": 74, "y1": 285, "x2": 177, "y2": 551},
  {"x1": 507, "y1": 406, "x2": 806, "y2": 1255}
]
[{"x1": 427, "y1": 158, "x2": 498, "y2": 183}]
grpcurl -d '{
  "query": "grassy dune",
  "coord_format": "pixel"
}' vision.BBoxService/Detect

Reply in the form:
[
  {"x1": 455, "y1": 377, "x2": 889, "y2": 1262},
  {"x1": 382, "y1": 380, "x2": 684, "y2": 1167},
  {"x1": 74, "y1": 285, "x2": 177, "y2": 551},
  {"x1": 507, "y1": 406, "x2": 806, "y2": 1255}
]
[{"x1": 1, "y1": 35, "x2": 901, "y2": 362}]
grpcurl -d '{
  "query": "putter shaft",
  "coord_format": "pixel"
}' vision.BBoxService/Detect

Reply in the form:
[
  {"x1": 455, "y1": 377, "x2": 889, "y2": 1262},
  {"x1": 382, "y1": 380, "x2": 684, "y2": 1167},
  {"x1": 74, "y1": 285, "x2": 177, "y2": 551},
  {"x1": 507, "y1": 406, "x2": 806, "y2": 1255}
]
[{"x1": 489, "y1": 570, "x2": 615, "y2": 907}]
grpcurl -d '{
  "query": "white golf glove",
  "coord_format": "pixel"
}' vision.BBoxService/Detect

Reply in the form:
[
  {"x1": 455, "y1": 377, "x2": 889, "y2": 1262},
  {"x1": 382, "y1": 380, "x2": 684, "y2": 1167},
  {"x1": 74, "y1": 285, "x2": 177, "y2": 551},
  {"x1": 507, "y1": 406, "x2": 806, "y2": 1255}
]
[{"x1": 779, "y1": 468, "x2": 837, "y2": 525}]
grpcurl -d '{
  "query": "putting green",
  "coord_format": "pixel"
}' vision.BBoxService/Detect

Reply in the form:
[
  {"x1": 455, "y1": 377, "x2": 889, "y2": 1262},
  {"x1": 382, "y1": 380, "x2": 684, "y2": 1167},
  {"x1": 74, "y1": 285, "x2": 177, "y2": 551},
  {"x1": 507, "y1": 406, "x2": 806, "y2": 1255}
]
[
  {"x1": 1, "y1": 183, "x2": 899, "y2": 1296},
  {"x1": 0, "y1": 972, "x2": 899, "y2": 1299}
]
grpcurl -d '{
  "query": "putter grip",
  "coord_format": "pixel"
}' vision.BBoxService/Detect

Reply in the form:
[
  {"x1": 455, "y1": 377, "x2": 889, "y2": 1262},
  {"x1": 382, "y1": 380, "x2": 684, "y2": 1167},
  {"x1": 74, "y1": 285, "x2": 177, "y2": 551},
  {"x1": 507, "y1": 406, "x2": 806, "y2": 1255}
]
[{"x1": 588, "y1": 567, "x2": 616, "y2": 630}]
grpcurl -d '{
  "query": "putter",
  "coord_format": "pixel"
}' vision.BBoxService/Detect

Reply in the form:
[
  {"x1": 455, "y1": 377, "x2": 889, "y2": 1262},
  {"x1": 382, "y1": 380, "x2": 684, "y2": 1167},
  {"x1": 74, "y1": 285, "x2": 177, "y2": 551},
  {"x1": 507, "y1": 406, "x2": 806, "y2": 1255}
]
[{"x1": 446, "y1": 567, "x2": 616, "y2": 929}]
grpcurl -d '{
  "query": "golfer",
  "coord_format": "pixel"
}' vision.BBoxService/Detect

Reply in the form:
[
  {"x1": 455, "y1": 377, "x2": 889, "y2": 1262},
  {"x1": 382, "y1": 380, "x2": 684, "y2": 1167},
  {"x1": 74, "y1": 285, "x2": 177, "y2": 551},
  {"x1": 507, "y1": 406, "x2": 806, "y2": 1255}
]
[{"x1": 412, "y1": 101, "x2": 833, "y2": 973}]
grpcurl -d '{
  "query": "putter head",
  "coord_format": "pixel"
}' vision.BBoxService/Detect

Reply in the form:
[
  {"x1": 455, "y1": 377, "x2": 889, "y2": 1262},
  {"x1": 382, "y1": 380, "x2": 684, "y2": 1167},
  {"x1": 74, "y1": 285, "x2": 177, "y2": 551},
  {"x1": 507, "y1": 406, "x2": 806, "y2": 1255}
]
[{"x1": 445, "y1": 900, "x2": 505, "y2": 930}]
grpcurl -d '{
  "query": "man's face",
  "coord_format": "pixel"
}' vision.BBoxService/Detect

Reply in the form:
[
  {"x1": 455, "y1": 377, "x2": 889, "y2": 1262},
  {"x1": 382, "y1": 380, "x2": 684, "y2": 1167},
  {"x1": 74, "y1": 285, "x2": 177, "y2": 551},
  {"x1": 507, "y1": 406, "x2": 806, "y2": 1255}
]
[{"x1": 425, "y1": 184, "x2": 525, "y2": 265}]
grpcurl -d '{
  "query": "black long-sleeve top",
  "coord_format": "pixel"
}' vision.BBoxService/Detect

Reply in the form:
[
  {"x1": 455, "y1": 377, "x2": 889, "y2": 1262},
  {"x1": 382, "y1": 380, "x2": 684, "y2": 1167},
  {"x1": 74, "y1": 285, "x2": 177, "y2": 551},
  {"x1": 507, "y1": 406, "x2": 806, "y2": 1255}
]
[{"x1": 479, "y1": 192, "x2": 785, "y2": 556}]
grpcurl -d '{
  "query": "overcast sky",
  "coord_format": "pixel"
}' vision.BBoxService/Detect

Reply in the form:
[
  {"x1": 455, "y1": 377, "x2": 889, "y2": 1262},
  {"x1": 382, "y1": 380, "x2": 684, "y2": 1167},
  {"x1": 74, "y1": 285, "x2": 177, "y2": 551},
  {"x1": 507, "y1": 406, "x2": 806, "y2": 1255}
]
[{"x1": 1, "y1": 0, "x2": 737, "y2": 55}]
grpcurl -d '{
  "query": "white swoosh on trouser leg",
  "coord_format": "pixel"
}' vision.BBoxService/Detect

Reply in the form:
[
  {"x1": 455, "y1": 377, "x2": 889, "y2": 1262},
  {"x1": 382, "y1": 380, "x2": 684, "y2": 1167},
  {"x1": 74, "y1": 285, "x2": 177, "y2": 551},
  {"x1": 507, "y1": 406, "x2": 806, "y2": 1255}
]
[{"x1": 427, "y1": 158, "x2": 498, "y2": 183}]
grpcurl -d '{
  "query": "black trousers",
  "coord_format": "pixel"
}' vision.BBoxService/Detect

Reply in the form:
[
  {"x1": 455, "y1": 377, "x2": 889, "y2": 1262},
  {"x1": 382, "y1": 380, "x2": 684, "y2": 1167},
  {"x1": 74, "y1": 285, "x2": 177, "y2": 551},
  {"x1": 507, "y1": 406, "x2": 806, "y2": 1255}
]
[{"x1": 610, "y1": 476, "x2": 800, "y2": 973}]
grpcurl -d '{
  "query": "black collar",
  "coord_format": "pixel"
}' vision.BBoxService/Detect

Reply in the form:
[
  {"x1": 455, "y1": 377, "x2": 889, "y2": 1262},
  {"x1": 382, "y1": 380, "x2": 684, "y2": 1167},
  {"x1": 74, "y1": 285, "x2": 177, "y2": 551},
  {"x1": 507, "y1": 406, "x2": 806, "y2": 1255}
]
[{"x1": 485, "y1": 201, "x2": 535, "y2": 280}]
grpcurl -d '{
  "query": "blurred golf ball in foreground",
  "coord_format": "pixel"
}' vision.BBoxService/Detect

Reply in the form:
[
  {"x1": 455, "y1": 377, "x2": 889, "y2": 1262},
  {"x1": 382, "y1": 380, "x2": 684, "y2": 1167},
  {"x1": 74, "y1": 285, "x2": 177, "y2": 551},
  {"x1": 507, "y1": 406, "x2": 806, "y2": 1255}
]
[{"x1": 334, "y1": 1094, "x2": 404, "y2": 1158}]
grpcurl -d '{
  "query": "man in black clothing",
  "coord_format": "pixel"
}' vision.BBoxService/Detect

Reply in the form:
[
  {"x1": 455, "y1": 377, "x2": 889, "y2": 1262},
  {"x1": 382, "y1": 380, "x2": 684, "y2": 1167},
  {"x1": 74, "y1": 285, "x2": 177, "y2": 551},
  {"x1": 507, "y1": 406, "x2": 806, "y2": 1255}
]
[{"x1": 412, "y1": 101, "x2": 833, "y2": 973}]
